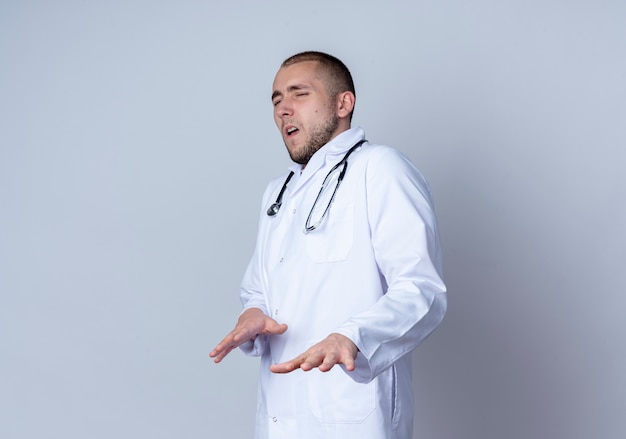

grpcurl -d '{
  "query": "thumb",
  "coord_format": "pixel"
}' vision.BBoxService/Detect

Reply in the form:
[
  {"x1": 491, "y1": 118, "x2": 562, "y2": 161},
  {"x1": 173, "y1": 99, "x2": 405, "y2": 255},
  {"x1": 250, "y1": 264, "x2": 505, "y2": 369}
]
[{"x1": 265, "y1": 320, "x2": 288, "y2": 335}]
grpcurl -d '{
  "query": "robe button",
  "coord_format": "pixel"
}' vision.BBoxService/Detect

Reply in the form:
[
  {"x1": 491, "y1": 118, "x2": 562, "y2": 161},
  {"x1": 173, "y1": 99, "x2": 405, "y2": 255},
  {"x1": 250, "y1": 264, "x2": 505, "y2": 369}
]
[{"x1": 272, "y1": 417, "x2": 278, "y2": 422}]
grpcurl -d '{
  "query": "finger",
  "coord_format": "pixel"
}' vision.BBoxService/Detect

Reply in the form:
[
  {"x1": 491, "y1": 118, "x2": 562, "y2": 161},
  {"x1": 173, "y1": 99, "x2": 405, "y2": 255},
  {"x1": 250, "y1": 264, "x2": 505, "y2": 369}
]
[
  {"x1": 211, "y1": 347, "x2": 232, "y2": 363},
  {"x1": 342, "y1": 353, "x2": 356, "y2": 371},
  {"x1": 317, "y1": 352, "x2": 338, "y2": 372},
  {"x1": 264, "y1": 322, "x2": 288, "y2": 335},
  {"x1": 210, "y1": 332, "x2": 236, "y2": 355},
  {"x1": 299, "y1": 349, "x2": 328, "y2": 371},
  {"x1": 209, "y1": 340, "x2": 237, "y2": 363},
  {"x1": 217, "y1": 324, "x2": 258, "y2": 351},
  {"x1": 269, "y1": 360, "x2": 297, "y2": 373},
  {"x1": 270, "y1": 355, "x2": 305, "y2": 373},
  {"x1": 299, "y1": 349, "x2": 327, "y2": 371},
  {"x1": 210, "y1": 338, "x2": 231, "y2": 357},
  {"x1": 209, "y1": 330, "x2": 246, "y2": 362}
]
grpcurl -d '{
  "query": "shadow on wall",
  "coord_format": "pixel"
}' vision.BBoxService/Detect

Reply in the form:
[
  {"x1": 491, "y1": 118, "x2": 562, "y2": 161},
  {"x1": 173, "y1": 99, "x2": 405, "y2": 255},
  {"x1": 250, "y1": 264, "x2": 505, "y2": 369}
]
[{"x1": 411, "y1": 144, "x2": 596, "y2": 439}]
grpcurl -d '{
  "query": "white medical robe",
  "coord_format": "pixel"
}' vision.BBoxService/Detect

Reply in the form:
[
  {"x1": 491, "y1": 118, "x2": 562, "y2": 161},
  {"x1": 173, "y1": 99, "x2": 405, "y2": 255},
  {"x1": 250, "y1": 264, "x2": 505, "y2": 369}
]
[{"x1": 240, "y1": 127, "x2": 447, "y2": 439}]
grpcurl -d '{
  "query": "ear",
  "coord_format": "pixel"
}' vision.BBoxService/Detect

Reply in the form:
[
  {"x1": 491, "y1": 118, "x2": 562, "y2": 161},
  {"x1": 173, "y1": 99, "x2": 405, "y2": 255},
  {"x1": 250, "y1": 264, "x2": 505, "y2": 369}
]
[{"x1": 336, "y1": 91, "x2": 355, "y2": 119}]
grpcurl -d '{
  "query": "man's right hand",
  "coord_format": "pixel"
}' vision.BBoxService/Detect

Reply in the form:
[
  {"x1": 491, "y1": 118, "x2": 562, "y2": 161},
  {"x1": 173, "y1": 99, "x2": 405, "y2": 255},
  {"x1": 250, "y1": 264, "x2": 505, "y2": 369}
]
[{"x1": 209, "y1": 308, "x2": 288, "y2": 363}]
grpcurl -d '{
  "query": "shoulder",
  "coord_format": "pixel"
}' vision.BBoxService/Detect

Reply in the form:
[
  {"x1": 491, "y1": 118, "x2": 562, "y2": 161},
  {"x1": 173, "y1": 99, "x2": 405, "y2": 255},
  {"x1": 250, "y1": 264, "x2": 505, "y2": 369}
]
[
  {"x1": 358, "y1": 143, "x2": 432, "y2": 196},
  {"x1": 358, "y1": 143, "x2": 416, "y2": 169}
]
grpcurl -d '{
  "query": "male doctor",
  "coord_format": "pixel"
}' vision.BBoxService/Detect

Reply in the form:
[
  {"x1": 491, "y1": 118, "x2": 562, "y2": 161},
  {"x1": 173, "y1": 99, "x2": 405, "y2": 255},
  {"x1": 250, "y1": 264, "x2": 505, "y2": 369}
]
[{"x1": 210, "y1": 51, "x2": 447, "y2": 439}]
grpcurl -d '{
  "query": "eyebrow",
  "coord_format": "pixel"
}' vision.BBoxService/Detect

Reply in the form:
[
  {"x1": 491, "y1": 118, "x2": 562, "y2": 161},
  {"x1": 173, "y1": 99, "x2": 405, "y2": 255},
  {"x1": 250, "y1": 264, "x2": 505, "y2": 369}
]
[{"x1": 271, "y1": 84, "x2": 313, "y2": 101}]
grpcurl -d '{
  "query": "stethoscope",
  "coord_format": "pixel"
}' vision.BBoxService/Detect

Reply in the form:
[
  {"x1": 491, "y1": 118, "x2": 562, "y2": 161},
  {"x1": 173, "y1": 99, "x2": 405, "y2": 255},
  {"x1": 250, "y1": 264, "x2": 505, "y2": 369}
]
[{"x1": 267, "y1": 139, "x2": 367, "y2": 233}]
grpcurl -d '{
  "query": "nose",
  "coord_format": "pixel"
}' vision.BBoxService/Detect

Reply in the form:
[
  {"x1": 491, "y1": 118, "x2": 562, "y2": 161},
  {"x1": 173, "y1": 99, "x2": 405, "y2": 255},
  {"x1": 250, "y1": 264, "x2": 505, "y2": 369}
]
[{"x1": 275, "y1": 98, "x2": 293, "y2": 119}]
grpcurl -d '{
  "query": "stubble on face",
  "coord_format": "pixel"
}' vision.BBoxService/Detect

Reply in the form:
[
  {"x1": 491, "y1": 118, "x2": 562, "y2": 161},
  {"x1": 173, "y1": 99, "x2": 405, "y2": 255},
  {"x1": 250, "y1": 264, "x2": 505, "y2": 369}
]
[{"x1": 287, "y1": 108, "x2": 339, "y2": 165}]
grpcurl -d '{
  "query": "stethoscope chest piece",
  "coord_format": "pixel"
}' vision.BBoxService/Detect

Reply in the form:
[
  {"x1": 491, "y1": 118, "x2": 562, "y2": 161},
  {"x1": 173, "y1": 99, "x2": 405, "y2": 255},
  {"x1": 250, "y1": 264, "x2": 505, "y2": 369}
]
[
  {"x1": 266, "y1": 171, "x2": 294, "y2": 217},
  {"x1": 267, "y1": 202, "x2": 281, "y2": 216}
]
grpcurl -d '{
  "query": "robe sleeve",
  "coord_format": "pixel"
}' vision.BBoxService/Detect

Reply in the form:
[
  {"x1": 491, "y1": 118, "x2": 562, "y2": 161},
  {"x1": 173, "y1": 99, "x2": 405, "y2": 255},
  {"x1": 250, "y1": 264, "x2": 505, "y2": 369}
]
[
  {"x1": 238, "y1": 182, "x2": 275, "y2": 357},
  {"x1": 333, "y1": 146, "x2": 447, "y2": 383}
]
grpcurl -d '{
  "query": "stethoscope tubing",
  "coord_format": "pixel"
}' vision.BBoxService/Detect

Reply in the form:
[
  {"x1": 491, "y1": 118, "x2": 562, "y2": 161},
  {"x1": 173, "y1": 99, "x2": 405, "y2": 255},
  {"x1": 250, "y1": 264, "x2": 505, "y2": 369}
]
[{"x1": 266, "y1": 139, "x2": 367, "y2": 231}]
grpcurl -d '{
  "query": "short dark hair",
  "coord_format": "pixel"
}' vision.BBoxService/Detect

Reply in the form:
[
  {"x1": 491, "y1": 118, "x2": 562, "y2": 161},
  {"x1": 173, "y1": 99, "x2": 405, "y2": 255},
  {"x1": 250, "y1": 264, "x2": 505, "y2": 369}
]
[{"x1": 281, "y1": 51, "x2": 356, "y2": 105}]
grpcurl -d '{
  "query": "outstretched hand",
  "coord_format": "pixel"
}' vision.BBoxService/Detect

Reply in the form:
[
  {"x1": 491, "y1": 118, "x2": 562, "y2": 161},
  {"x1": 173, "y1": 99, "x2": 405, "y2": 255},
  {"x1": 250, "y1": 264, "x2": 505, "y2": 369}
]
[
  {"x1": 210, "y1": 308, "x2": 288, "y2": 363},
  {"x1": 270, "y1": 333, "x2": 358, "y2": 374}
]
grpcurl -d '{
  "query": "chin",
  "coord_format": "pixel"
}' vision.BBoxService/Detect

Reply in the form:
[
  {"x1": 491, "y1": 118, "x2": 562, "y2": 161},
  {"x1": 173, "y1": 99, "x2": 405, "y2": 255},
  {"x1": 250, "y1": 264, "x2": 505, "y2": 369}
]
[{"x1": 285, "y1": 140, "x2": 302, "y2": 155}]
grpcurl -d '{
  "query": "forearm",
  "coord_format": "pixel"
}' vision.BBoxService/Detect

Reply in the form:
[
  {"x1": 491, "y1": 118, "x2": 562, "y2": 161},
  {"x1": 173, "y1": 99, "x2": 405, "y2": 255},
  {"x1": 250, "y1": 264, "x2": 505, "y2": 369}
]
[{"x1": 334, "y1": 280, "x2": 446, "y2": 382}]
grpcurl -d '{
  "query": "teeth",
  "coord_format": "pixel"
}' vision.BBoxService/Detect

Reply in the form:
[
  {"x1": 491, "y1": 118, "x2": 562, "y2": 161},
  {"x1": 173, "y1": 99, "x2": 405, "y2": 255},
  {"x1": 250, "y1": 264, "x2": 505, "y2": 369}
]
[{"x1": 287, "y1": 127, "x2": 298, "y2": 134}]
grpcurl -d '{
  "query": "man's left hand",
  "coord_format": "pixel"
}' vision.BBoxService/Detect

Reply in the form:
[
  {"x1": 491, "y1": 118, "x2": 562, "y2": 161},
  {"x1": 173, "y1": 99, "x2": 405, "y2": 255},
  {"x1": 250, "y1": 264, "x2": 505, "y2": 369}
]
[{"x1": 270, "y1": 333, "x2": 358, "y2": 374}]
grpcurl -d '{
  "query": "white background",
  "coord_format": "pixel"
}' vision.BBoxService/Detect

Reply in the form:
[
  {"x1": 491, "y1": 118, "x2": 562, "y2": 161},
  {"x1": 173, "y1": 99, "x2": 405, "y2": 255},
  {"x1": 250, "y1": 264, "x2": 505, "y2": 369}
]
[{"x1": 1, "y1": 1, "x2": 624, "y2": 438}]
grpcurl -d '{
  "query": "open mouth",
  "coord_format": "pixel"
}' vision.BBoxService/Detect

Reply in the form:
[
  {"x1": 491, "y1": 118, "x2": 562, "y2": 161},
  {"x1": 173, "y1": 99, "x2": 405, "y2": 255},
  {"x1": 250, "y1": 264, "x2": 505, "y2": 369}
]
[{"x1": 286, "y1": 126, "x2": 299, "y2": 137}]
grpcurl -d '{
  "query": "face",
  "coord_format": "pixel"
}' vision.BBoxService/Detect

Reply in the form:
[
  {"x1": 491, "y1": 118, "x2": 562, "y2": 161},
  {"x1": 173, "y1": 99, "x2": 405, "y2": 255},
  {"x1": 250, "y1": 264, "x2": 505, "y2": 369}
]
[{"x1": 271, "y1": 61, "x2": 340, "y2": 165}]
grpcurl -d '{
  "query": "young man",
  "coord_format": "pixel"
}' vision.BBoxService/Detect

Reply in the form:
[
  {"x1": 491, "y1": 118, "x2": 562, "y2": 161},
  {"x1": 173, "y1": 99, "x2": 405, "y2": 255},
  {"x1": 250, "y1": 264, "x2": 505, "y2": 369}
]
[{"x1": 210, "y1": 51, "x2": 447, "y2": 439}]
